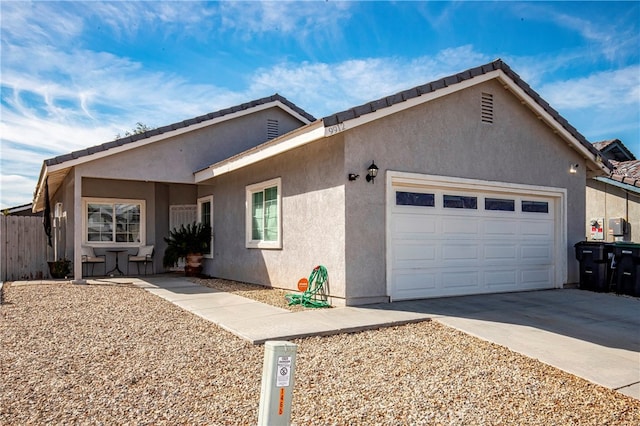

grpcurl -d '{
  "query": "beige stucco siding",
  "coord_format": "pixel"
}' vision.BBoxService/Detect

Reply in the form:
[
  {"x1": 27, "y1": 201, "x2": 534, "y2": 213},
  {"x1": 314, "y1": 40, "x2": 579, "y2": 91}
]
[
  {"x1": 342, "y1": 79, "x2": 585, "y2": 302},
  {"x1": 201, "y1": 136, "x2": 348, "y2": 302},
  {"x1": 75, "y1": 107, "x2": 305, "y2": 184},
  {"x1": 586, "y1": 180, "x2": 640, "y2": 242}
]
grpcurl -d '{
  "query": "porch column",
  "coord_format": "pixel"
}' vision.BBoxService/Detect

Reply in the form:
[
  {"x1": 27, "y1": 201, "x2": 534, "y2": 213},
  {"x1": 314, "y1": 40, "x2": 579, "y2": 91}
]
[{"x1": 72, "y1": 174, "x2": 86, "y2": 284}]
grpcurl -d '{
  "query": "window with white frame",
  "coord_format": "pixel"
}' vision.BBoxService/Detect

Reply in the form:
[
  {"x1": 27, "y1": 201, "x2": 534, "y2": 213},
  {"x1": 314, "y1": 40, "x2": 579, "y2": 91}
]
[
  {"x1": 84, "y1": 198, "x2": 145, "y2": 245},
  {"x1": 198, "y1": 195, "x2": 214, "y2": 257},
  {"x1": 246, "y1": 178, "x2": 281, "y2": 249}
]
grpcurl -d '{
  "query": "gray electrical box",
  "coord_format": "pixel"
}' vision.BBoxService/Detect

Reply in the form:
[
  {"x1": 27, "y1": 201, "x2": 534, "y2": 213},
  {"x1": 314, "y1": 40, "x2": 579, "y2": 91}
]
[{"x1": 608, "y1": 218, "x2": 626, "y2": 236}]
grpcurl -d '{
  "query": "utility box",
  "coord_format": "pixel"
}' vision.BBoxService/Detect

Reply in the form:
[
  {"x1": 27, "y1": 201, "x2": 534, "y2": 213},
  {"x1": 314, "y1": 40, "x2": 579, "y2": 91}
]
[
  {"x1": 589, "y1": 218, "x2": 604, "y2": 240},
  {"x1": 608, "y1": 218, "x2": 626, "y2": 237}
]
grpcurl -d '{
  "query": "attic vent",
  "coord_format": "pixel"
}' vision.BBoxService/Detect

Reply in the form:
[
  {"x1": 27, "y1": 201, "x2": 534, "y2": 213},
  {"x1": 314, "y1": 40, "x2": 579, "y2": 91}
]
[
  {"x1": 481, "y1": 92, "x2": 494, "y2": 124},
  {"x1": 267, "y1": 119, "x2": 279, "y2": 140}
]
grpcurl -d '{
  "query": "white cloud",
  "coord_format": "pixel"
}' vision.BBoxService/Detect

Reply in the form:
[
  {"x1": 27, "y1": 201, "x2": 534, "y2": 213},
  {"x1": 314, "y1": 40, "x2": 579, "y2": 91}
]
[
  {"x1": 250, "y1": 46, "x2": 491, "y2": 117},
  {"x1": 219, "y1": 1, "x2": 352, "y2": 38},
  {"x1": 539, "y1": 66, "x2": 640, "y2": 110}
]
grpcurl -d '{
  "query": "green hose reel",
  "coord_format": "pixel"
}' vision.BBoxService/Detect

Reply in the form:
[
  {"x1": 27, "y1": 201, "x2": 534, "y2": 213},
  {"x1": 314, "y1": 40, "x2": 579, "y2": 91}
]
[{"x1": 285, "y1": 265, "x2": 331, "y2": 308}]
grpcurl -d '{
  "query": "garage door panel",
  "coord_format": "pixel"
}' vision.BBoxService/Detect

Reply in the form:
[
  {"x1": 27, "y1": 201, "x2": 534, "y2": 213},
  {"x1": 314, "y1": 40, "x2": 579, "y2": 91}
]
[
  {"x1": 521, "y1": 268, "x2": 554, "y2": 287},
  {"x1": 393, "y1": 242, "x2": 437, "y2": 269},
  {"x1": 520, "y1": 220, "x2": 554, "y2": 237},
  {"x1": 485, "y1": 269, "x2": 519, "y2": 287},
  {"x1": 484, "y1": 220, "x2": 518, "y2": 235},
  {"x1": 521, "y1": 245, "x2": 553, "y2": 262},
  {"x1": 442, "y1": 244, "x2": 478, "y2": 261},
  {"x1": 485, "y1": 244, "x2": 518, "y2": 260},
  {"x1": 393, "y1": 214, "x2": 436, "y2": 237},
  {"x1": 393, "y1": 271, "x2": 437, "y2": 296},
  {"x1": 441, "y1": 270, "x2": 479, "y2": 288},
  {"x1": 389, "y1": 177, "x2": 559, "y2": 300},
  {"x1": 443, "y1": 217, "x2": 478, "y2": 235}
]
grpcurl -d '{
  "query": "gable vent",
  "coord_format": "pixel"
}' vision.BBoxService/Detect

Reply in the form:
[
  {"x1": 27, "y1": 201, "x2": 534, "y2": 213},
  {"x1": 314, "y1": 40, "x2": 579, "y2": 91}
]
[
  {"x1": 267, "y1": 119, "x2": 279, "y2": 140},
  {"x1": 481, "y1": 92, "x2": 494, "y2": 124}
]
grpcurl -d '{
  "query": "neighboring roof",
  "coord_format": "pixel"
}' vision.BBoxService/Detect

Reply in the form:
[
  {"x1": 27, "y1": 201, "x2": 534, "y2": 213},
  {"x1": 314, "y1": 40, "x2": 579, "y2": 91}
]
[
  {"x1": 33, "y1": 94, "x2": 315, "y2": 212},
  {"x1": 45, "y1": 94, "x2": 316, "y2": 168},
  {"x1": 2, "y1": 203, "x2": 41, "y2": 216},
  {"x1": 199, "y1": 59, "x2": 612, "y2": 181},
  {"x1": 592, "y1": 139, "x2": 636, "y2": 162},
  {"x1": 609, "y1": 160, "x2": 640, "y2": 190}
]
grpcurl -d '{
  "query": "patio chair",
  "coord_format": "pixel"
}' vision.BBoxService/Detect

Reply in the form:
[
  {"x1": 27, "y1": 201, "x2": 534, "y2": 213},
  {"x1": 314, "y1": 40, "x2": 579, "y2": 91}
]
[
  {"x1": 81, "y1": 246, "x2": 106, "y2": 277},
  {"x1": 128, "y1": 245, "x2": 154, "y2": 275}
]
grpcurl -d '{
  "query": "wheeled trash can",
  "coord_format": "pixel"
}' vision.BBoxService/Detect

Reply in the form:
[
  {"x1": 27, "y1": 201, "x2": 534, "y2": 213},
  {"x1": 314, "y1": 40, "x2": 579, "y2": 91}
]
[
  {"x1": 574, "y1": 241, "x2": 613, "y2": 292},
  {"x1": 612, "y1": 243, "x2": 640, "y2": 297}
]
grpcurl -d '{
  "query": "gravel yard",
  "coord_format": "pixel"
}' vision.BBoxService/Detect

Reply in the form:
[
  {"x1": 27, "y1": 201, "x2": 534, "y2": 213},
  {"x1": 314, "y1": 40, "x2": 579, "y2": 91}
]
[{"x1": 1, "y1": 280, "x2": 639, "y2": 425}]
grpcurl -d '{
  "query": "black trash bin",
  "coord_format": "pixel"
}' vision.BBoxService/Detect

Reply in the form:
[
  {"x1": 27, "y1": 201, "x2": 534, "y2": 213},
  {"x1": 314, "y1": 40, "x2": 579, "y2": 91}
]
[
  {"x1": 574, "y1": 241, "x2": 613, "y2": 292},
  {"x1": 612, "y1": 242, "x2": 640, "y2": 297}
]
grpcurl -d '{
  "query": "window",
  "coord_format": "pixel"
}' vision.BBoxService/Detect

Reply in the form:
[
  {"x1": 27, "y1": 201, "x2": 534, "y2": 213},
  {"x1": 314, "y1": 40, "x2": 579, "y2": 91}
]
[
  {"x1": 84, "y1": 198, "x2": 145, "y2": 245},
  {"x1": 443, "y1": 195, "x2": 477, "y2": 209},
  {"x1": 198, "y1": 196, "x2": 213, "y2": 257},
  {"x1": 522, "y1": 200, "x2": 549, "y2": 213},
  {"x1": 246, "y1": 178, "x2": 281, "y2": 249},
  {"x1": 485, "y1": 198, "x2": 515, "y2": 211},
  {"x1": 396, "y1": 191, "x2": 435, "y2": 207}
]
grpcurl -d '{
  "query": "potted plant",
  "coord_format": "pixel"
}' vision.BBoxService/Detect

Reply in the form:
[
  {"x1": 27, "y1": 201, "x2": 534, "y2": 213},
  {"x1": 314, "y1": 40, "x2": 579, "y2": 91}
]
[
  {"x1": 163, "y1": 222, "x2": 212, "y2": 276},
  {"x1": 47, "y1": 258, "x2": 71, "y2": 279}
]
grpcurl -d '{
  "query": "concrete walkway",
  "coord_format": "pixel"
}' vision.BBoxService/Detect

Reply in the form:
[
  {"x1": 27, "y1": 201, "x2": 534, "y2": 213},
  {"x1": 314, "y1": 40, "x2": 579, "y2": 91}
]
[
  {"x1": 129, "y1": 275, "x2": 432, "y2": 343},
  {"x1": 128, "y1": 275, "x2": 639, "y2": 400}
]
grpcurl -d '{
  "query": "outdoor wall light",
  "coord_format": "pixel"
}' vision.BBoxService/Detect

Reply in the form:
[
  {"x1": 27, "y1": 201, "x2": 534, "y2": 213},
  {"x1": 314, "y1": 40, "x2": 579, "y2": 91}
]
[
  {"x1": 569, "y1": 164, "x2": 579, "y2": 174},
  {"x1": 348, "y1": 173, "x2": 360, "y2": 181},
  {"x1": 366, "y1": 161, "x2": 379, "y2": 183}
]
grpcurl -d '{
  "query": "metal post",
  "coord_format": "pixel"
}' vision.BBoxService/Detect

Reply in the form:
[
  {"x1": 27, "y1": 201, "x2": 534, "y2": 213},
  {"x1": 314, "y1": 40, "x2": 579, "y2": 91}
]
[{"x1": 257, "y1": 341, "x2": 297, "y2": 426}]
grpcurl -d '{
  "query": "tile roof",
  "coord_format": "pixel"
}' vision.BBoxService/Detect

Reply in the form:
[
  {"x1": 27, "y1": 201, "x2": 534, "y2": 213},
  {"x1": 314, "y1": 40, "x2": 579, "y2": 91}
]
[
  {"x1": 610, "y1": 160, "x2": 640, "y2": 189},
  {"x1": 592, "y1": 139, "x2": 636, "y2": 161},
  {"x1": 44, "y1": 94, "x2": 316, "y2": 167},
  {"x1": 322, "y1": 59, "x2": 606, "y2": 166}
]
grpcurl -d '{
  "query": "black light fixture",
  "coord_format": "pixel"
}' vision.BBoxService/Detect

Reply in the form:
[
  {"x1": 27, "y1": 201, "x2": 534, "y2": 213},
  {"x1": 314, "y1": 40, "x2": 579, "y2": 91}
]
[
  {"x1": 569, "y1": 163, "x2": 579, "y2": 174},
  {"x1": 366, "y1": 161, "x2": 379, "y2": 183},
  {"x1": 348, "y1": 173, "x2": 359, "y2": 181}
]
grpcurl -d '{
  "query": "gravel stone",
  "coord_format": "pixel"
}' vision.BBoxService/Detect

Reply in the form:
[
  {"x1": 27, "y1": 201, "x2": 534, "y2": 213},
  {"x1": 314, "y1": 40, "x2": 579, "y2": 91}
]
[{"x1": 1, "y1": 281, "x2": 638, "y2": 425}]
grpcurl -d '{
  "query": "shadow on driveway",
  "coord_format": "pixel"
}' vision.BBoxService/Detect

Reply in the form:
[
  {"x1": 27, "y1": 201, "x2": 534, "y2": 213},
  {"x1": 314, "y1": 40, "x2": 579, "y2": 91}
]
[{"x1": 367, "y1": 289, "x2": 640, "y2": 353}]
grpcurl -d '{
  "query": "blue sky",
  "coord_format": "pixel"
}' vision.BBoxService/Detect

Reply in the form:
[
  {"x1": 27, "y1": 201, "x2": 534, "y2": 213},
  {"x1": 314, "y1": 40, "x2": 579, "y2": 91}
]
[{"x1": 1, "y1": 1, "x2": 639, "y2": 209}]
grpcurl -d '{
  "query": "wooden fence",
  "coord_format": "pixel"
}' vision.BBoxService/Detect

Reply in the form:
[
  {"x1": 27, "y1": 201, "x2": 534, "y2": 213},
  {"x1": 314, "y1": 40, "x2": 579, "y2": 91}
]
[{"x1": 1, "y1": 215, "x2": 49, "y2": 281}]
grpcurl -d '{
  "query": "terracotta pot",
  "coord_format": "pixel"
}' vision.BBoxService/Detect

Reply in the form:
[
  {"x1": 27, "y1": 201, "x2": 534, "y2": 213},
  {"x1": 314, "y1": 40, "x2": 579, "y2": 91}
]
[{"x1": 184, "y1": 253, "x2": 203, "y2": 277}]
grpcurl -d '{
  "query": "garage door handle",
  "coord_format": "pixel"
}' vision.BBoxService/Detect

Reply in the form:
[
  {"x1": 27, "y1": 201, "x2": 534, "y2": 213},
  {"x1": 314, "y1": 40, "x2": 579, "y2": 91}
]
[
  {"x1": 623, "y1": 272, "x2": 632, "y2": 276},
  {"x1": 585, "y1": 270, "x2": 592, "y2": 274}
]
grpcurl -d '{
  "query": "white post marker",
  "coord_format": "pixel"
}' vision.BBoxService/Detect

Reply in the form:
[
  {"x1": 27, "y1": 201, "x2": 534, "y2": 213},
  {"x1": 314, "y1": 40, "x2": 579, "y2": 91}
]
[{"x1": 257, "y1": 341, "x2": 297, "y2": 426}]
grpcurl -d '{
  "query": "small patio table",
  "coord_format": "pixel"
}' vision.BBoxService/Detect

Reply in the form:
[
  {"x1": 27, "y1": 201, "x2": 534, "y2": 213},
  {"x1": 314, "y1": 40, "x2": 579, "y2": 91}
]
[{"x1": 106, "y1": 249, "x2": 127, "y2": 276}]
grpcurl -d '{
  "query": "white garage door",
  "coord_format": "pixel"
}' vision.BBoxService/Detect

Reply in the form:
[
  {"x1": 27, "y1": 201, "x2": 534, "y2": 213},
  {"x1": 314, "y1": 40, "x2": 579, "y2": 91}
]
[{"x1": 388, "y1": 174, "x2": 562, "y2": 300}]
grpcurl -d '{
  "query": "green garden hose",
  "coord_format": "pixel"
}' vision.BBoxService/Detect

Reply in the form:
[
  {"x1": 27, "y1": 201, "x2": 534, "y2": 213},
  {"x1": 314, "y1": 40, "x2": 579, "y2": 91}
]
[{"x1": 286, "y1": 265, "x2": 331, "y2": 308}]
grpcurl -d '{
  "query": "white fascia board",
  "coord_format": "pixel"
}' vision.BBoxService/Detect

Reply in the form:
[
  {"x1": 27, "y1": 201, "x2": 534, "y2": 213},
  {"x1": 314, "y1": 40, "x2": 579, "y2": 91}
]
[
  {"x1": 197, "y1": 124, "x2": 325, "y2": 181},
  {"x1": 323, "y1": 72, "x2": 500, "y2": 137},
  {"x1": 497, "y1": 71, "x2": 609, "y2": 174}
]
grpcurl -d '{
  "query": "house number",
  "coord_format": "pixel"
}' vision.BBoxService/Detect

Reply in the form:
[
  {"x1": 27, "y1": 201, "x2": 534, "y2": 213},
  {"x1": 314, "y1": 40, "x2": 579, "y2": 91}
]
[{"x1": 327, "y1": 122, "x2": 345, "y2": 135}]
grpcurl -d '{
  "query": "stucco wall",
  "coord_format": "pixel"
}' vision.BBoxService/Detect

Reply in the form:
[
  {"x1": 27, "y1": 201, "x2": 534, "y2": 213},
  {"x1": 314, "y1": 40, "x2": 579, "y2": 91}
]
[
  {"x1": 78, "y1": 107, "x2": 305, "y2": 183},
  {"x1": 200, "y1": 136, "x2": 348, "y2": 303},
  {"x1": 586, "y1": 180, "x2": 640, "y2": 242},
  {"x1": 343, "y1": 79, "x2": 586, "y2": 302}
]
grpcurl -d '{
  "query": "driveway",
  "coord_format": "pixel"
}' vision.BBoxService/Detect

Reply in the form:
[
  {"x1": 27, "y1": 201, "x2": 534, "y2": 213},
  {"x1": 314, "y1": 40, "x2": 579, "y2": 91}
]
[{"x1": 372, "y1": 289, "x2": 640, "y2": 399}]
